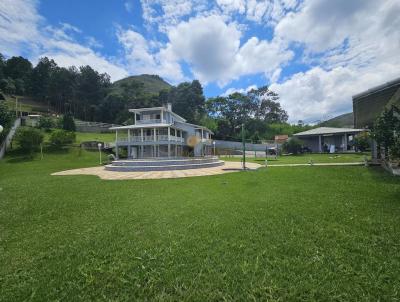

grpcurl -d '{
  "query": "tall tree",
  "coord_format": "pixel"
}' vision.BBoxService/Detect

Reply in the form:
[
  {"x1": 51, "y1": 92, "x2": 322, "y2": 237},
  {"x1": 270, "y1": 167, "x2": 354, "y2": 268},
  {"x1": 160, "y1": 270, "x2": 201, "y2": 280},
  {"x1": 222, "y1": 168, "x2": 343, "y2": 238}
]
[
  {"x1": 4, "y1": 56, "x2": 32, "y2": 94},
  {"x1": 206, "y1": 86, "x2": 288, "y2": 139},
  {"x1": 48, "y1": 66, "x2": 77, "y2": 114},
  {"x1": 75, "y1": 65, "x2": 110, "y2": 121},
  {"x1": 31, "y1": 57, "x2": 57, "y2": 103},
  {"x1": 168, "y1": 80, "x2": 206, "y2": 124}
]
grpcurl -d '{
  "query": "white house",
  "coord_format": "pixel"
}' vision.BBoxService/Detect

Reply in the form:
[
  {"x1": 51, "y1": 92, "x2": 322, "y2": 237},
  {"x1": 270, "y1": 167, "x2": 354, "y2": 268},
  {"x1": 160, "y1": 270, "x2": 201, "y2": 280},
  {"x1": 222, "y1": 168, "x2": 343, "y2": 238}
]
[{"x1": 110, "y1": 104, "x2": 213, "y2": 159}]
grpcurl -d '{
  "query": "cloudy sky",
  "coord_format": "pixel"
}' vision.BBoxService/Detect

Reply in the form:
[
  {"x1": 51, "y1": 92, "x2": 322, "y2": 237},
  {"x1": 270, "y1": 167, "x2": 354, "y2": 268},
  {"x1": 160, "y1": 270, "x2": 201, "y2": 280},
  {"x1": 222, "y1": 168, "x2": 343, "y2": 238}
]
[{"x1": 1, "y1": 0, "x2": 399, "y2": 123}]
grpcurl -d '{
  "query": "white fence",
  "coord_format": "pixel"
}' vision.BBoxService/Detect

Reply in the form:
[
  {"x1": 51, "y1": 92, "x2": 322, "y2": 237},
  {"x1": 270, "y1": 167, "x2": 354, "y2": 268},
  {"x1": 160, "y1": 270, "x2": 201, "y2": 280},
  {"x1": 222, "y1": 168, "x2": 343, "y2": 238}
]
[{"x1": 0, "y1": 118, "x2": 21, "y2": 159}]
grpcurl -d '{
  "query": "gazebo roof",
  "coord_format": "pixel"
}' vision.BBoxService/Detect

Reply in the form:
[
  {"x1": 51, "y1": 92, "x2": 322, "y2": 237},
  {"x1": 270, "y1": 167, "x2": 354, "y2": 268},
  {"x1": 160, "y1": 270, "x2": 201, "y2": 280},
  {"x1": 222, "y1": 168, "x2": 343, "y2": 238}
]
[{"x1": 293, "y1": 127, "x2": 365, "y2": 137}]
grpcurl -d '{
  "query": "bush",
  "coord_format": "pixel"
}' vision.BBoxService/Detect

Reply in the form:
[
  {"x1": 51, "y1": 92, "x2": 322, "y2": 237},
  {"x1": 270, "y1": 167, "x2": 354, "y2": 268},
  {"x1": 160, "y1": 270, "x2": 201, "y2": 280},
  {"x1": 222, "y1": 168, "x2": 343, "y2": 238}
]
[
  {"x1": 282, "y1": 137, "x2": 303, "y2": 155},
  {"x1": 353, "y1": 132, "x2": 370, "y2": 152},
  {"x1": 38, "y1": 116, "x2": 55, "y2": 131},
  {"x1": 61, "y1": 114, "x2": 76, "y2": 132},
  {"x1": 0, "y1": 102, "x2": 14, "y2": 141},
  {"x1": 49, "y1": 129, "x2": 76, "y2": 147},
  {"x1": 14, "y1": 127, "x2": 44, "y2": 154}
]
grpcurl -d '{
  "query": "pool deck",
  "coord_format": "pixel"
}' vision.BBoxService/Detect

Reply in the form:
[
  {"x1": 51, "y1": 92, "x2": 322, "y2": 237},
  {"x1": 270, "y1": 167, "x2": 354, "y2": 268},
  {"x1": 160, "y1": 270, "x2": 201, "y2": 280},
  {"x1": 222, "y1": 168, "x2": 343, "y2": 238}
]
[{"x1": 52, "y1": 161, "x2": 262, "y2": 180}]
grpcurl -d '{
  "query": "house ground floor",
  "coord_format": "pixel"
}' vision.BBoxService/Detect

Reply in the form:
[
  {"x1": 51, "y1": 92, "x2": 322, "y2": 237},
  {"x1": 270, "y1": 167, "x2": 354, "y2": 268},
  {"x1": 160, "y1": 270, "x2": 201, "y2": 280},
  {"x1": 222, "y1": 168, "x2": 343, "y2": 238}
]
[
  {"x1": 293, "y1": 127, "x2": 366, "y2": 153},
  {"x1": 115, "y1": 143, "x2": 214, "y2": 159}
]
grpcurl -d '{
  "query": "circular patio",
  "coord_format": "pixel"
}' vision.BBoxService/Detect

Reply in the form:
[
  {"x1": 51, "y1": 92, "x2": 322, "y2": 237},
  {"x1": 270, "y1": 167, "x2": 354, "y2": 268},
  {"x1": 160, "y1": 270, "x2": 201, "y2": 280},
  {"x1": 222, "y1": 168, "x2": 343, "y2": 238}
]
[{"x1": 52, "y1": 161, "x2": 262, "y2": 180}]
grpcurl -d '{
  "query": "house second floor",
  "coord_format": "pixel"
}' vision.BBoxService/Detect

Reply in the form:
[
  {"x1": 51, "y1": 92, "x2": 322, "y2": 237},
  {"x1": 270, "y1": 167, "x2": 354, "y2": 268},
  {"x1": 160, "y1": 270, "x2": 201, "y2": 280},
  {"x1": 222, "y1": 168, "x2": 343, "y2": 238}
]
[{"x1": 129, "y1": 103, "x2": 186, "y2": 125}]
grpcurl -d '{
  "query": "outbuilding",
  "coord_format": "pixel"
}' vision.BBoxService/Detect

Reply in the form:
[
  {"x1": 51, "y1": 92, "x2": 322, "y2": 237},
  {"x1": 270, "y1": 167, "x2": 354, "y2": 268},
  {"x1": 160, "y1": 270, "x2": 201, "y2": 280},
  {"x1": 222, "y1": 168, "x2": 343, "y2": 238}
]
[{"x1": 293, "y1": 127, "x2": 365, "y2": 153}]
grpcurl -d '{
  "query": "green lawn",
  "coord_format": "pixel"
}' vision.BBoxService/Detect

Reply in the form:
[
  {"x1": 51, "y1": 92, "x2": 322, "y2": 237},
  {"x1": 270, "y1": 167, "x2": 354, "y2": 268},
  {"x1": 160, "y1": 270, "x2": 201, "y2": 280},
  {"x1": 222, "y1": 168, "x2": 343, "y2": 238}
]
[
  {"x1": 221, "y1": 152, "x2": 370, "y2": 165},
  {"x1": 1, "y1": 149, "x2": 399, "y2": 301},
  {"x1": 75, "y1": 132, "x2": 116, "y2": 144}
]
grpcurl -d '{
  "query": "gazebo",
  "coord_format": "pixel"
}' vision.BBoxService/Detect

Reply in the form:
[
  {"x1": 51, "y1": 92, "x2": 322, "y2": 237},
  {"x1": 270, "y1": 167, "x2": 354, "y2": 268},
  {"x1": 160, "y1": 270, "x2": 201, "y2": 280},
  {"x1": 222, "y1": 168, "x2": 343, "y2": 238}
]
[{"x1": 293, "y1": 127, "x2": 366, "y2": 153}]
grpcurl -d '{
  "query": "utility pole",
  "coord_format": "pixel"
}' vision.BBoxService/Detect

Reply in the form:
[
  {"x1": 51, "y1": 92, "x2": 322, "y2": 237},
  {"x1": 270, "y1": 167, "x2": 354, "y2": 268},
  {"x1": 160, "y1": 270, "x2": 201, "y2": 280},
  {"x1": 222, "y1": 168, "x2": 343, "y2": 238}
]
[
  {"x1": 15, "y1": 96, "x2": 18, "y2": 117},
  {"x1": 242, "y1": 123, "x2": 246, "y2": 170}
]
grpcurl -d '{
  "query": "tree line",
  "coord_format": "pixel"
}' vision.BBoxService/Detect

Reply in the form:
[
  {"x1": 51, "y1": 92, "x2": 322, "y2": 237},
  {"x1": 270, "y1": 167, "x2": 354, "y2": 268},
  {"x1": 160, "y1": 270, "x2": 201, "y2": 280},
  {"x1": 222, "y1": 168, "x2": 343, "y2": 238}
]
[{"x1": 0, "y1": 53, "x2": 310, "y2": 142}]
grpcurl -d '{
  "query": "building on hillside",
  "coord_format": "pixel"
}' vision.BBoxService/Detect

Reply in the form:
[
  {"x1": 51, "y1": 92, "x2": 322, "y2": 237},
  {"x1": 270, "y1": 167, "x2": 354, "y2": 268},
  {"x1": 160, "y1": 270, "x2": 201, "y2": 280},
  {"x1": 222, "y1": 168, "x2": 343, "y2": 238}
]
[
  {"x1": 110, "y1": 104, "x2": 213, "y2": 159},
  {"x1": 293, "y1": 127, "x2": 365, "y2": 153},
  {"x1": 353, "y1": 77, "x2": 400, "y2": 129},
  {"x1": 23, "y1": 114, "x2": 41, "y2": 127},
  {"x1": 274, "y1": 135, "x2": 288, "y2": 144}
]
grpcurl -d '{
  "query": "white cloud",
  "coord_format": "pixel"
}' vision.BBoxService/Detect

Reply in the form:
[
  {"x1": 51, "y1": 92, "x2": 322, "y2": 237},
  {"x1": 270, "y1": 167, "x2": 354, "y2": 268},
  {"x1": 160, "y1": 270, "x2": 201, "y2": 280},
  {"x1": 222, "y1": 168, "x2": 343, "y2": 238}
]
[
  {"x1": 271, "y1": 0, "x2": 400, "y2": 122},
  {"x1": 140, "y1": 0, "x2": 210, "y2": 32},
  {"x1": 0, "y1": 0, "x2": 128, "y2": 81},
  {"x1": 167, "y1": 15, "x2": 293, "y2": 85},
  {"x1": 117, "y1": 28, "x2": 184, "y2": 83},
  {"x1": 0, "y1": 0, "x2": 42, "y2": 55},
  {"x1": 124, "y1": 1, "x2": 134, "y2": 13},
  {"x1": 222, "y1": 84, "x2": 257, "y2": 96},
  {"x1": 271, "y1": 63, "x2": 400, "y2": 123}
]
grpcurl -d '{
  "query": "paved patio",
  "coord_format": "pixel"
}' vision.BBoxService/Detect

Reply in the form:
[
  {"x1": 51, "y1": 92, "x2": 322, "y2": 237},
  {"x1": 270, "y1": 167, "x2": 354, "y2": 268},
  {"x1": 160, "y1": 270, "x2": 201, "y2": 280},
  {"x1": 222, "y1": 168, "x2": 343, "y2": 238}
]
[{"x1": 52, "y1": 161, "x2": 262, "y2": 180}]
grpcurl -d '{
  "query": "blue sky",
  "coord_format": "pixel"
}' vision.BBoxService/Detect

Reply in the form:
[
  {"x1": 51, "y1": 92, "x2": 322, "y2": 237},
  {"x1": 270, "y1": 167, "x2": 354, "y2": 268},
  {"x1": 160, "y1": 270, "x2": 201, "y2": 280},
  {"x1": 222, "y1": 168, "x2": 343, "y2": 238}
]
[{"x1": 1, "y1": 0, "x2": 399, "y2": 123}]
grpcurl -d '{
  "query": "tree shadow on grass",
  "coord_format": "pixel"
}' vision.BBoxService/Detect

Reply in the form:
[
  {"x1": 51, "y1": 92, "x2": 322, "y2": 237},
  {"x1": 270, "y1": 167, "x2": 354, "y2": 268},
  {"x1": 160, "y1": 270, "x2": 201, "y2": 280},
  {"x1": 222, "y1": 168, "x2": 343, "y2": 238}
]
[
  {"x1": 5, "y1": 146, "x2": 70, "y2": 163},
  {"x1": 365, "y1": 166, "x2": 400, "y2": 185}
]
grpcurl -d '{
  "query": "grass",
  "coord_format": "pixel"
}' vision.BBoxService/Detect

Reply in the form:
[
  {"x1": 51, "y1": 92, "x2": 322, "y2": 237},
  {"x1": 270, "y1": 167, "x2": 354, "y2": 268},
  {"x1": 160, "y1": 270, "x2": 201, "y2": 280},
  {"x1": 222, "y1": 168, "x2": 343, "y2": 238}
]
[
  {"x1": 221, "y1": 152, "x2": 370, "y2": 165},
  {"x1": 1, "y1": 149, "x2": 400, "y2": 301},
  {"x1": 74, "y1": 132, "x2": 116, "y2": 144},
  {"x1": 2, "y1": 96, "x2": 50, "y2": 113}
]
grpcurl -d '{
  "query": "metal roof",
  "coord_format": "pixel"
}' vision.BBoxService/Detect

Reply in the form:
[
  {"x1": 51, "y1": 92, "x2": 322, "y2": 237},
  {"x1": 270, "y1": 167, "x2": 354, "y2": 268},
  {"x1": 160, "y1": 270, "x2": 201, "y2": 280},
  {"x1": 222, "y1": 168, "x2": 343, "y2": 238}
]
[
  {"x1": 352, "y1": 77, "x2": 400, "y2": 100},
  {"x1": 293, "y1": 127, "x2": 365, "y2": 137}
]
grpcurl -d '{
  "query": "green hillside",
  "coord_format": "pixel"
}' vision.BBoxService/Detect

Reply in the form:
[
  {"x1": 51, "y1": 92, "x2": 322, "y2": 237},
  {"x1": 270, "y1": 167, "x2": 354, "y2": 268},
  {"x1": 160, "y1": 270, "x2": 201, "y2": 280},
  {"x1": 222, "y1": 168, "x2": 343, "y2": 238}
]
[
  {"x1": 319, "y1": 112, "x2": 354, "y2": 128},
  {"x1": 111, "y1": 74, "x2": 171, "y2": 95}
]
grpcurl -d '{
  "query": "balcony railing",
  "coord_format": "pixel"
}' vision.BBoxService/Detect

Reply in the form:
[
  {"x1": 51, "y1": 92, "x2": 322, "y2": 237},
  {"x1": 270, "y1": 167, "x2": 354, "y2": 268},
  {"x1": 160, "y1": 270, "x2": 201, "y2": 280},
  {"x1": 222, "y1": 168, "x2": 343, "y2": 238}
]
[
  {"x1": 117, "y1": 136, "x2": 185, "y2": 143},
  {"x1": 136, "y1": 119, "x2": 166, "y2": 124}
]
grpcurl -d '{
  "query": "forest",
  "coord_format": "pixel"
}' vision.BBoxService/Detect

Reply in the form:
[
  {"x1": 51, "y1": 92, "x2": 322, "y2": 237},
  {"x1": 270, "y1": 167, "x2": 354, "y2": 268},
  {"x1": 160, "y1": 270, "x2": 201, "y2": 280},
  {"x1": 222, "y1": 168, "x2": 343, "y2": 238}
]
[{"x1": 0, "y1": 54, "x2": 312, "y2": 141}]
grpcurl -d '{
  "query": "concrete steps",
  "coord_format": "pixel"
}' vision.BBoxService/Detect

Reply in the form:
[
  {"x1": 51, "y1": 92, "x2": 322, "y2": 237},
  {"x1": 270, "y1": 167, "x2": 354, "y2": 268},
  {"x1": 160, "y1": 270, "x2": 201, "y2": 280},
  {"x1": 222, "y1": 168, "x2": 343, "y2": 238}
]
[{"x1": 105, "y1": 157, "x2": 224, "y2": 171}]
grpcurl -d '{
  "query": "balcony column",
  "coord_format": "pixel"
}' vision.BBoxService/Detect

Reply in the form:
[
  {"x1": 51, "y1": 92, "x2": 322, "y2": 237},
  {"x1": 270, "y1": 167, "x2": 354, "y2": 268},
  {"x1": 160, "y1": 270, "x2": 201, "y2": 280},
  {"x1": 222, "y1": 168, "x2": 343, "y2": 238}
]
[
  {"x1": 201, "y1": 128, "x2": 204, "y2": 157},
  {"x1": 153, "y1": 128, "x2": 157, "y2": 157},
  {"x1": 168, "y1": 127, "x2": 170, "y2": 158},
  {"x1": 318, "y1": 135, "x2": 322, "y2": 153},
  {"x1": 161, "y1": 110, "x2": 164, "y2": 123},
  {"x1": 127, "y1": 129, "x2": 131, "y2": 158},
  {"x1": 134, "y1": 113, "x2": 136, "y2": 124},
  {"x1": 141, "y1": 128, "x2": 143, "y2": 142}
]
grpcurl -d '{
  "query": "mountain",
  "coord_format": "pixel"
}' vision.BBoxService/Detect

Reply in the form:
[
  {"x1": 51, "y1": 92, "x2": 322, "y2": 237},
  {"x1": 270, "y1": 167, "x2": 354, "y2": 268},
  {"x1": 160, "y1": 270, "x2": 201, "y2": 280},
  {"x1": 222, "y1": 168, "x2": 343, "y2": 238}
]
[
  {"x1": 111, "y1": 74, "x2": 172, "y2": 95},
  {"x1": 319, "y1": 112, "x2": 354, "y2": 128}
]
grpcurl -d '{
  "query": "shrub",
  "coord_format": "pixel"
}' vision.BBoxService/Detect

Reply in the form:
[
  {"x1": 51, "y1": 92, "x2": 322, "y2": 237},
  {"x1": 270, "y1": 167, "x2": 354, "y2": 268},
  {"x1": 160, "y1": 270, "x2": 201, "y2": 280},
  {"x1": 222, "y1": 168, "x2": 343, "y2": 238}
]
[
  {"x1": 61, "y1": 114, "x2": 76, "y2": 132},
  {"x1": 38, "y1": 116, "x2": 55, "y2": 131},
  {"x1": 49, "y1": 129, "x2": 76, "y2": 147},
  {"x1": 353, "y1": 132, "x2": 370, "y2": 152},
  {"x1": 0, "y1": 102, "x2": 14, "y2": 141},
  {"x1": 14, "y1": 127, "x2": 44, "y2": 154},
  {"x1": 282, "y1": 137, "x2": 303, "y2": 155},
  {"x1": 373, "y1": 105, "x2": 400, "y2": 160}
]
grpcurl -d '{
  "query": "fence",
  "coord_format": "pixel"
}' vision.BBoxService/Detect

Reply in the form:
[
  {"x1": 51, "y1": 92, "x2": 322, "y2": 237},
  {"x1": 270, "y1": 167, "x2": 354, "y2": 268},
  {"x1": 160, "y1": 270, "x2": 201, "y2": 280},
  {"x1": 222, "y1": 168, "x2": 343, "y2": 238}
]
[
  {"x1": 75, "y1": 120, "x2": 121, "y2": 133},
  {"x1": 0, "y1": 118, "x2": 21, "y2": 159}
]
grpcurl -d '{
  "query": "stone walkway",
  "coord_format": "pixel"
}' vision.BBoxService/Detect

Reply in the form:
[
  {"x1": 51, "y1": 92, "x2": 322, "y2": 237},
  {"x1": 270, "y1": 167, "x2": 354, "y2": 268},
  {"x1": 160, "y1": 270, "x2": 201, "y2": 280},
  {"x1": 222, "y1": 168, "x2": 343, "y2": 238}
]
[
  {"x1": 268, "y1": 162, "x2": 364, "y2": 167},
  {"x1": 52, "y1": 161, "x2": 262, "y2": 180}
]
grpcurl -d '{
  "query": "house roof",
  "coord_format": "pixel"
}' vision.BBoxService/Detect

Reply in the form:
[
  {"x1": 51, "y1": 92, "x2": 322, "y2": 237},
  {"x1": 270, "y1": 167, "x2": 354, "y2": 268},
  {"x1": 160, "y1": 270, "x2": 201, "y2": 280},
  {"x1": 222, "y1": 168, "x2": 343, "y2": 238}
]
[
  {"x1": 352, "y1": 77, "x2": 400, "y2": 100},
  {"x1": 293, "y1": 127, "x2": 365, "y2": 137},
  {"x1": 352, "y1": 77, "x2": 400, "y2": 128}
]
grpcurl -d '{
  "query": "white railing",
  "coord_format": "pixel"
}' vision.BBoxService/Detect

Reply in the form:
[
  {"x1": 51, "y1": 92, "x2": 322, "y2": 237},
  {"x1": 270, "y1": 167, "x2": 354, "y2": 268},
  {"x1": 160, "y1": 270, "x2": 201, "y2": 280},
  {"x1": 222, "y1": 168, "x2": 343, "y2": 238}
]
[
  {"x1": 117, "y1": 136, "x2": 184, "y2": 143},
  {"x1": 136, "y1": 119, "x2": 166, "y2": 124}
]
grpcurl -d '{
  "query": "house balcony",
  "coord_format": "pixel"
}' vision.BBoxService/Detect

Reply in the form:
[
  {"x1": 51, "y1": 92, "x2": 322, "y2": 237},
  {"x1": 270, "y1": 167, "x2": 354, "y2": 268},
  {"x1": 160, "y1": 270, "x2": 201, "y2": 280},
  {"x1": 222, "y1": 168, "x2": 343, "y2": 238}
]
[
  {"x1": 116, "y1": 136, "x2": 185, "y2": 144},
  {"x1": 136, "y1": 119, "x2": 167, "y2": 125}
]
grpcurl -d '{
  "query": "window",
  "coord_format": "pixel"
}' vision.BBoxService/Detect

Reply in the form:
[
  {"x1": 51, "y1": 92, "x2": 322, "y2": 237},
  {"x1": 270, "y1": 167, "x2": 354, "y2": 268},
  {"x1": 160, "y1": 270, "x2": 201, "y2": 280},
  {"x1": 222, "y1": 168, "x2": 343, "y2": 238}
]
[{"x1": 156, "y1": 114, "x2": 161, "y2": 119}]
